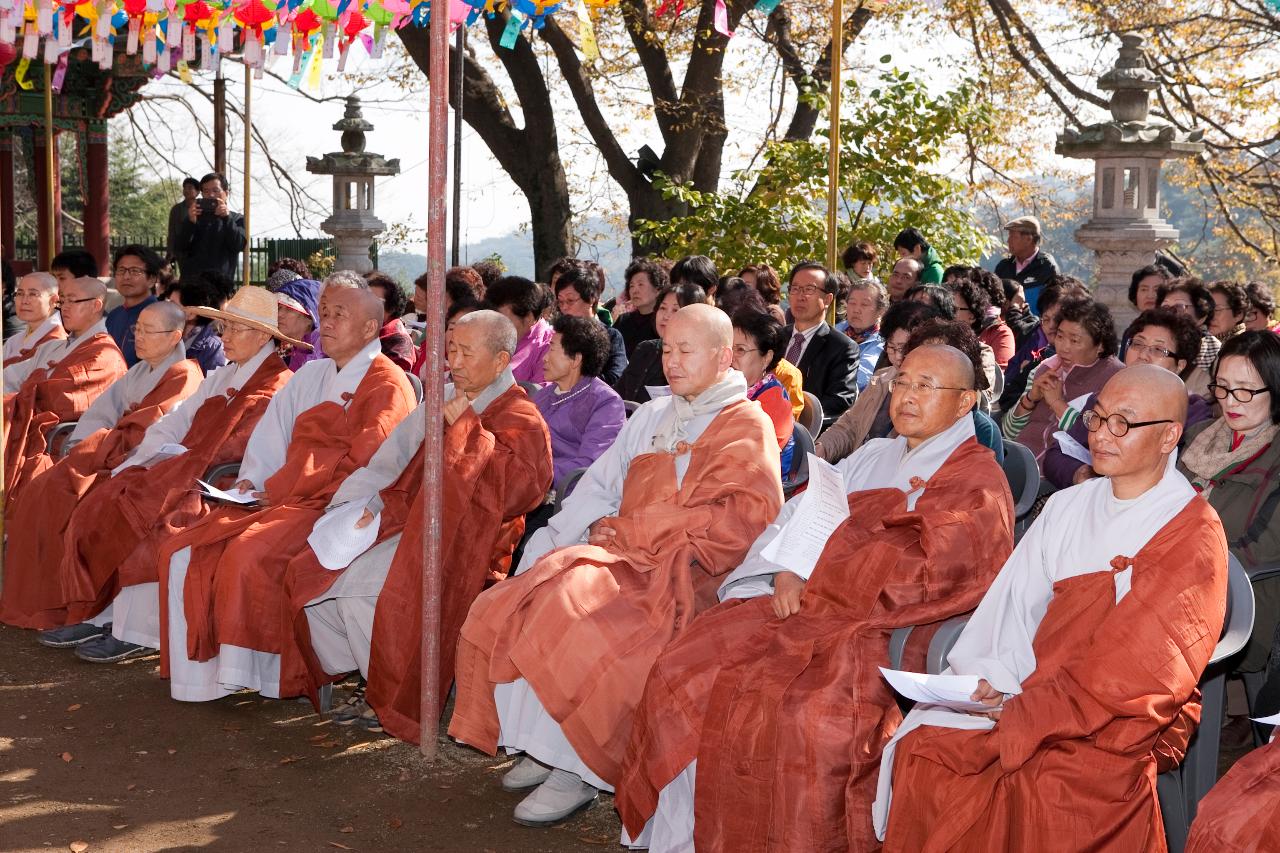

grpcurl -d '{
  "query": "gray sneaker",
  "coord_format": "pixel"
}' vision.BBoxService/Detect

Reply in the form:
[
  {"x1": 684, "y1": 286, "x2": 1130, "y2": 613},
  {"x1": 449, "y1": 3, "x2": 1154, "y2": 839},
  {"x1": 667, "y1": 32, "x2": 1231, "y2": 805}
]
[
  {"x1": 37, "y1": 623, "x2": 107, "y2": 648},
  {"x1": 75, "y1": 635, "x2": 153, "y2": 663},
  {"x1": 331, "y1": 686, "x2": 369, "y2": 725}
]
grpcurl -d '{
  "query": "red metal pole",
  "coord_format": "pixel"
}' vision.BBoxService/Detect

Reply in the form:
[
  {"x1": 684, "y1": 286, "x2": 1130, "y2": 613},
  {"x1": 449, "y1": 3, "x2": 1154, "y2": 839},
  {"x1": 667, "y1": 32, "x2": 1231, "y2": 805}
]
[{"x1": 420, "y1": 0, "x2": 449, "y2": 758}]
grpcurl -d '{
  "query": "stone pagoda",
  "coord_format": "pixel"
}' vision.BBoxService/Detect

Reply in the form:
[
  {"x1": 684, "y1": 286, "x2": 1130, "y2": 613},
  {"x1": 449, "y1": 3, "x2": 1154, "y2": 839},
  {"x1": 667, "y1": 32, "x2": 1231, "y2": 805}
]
[
  {"x1": 306, "y1": 96, "x2": 400, "y2": 274},
  {"x1": 1057, "y1": 33, "x2": 1205, "y2": 322}
]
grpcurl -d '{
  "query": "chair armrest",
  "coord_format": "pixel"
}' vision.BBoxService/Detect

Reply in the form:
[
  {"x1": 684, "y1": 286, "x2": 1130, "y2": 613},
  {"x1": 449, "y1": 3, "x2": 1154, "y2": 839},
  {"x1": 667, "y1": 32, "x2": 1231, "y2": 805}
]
[
  {"x1": 926, "y1": 615, "x2": 971, "y2": 675},
  {"x1": 203, "y1": 462, "x2": 242, "y2": 490},
  {"x1": 888, "y1": 626, "x2": 913, "y2": 671}
]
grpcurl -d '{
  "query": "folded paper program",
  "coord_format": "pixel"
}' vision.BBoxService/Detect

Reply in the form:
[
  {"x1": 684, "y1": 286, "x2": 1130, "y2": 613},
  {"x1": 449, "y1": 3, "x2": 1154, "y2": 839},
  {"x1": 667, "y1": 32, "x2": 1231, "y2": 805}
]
[{"x1": 879, "y1": 668, "x2": 995, "y2": 713}]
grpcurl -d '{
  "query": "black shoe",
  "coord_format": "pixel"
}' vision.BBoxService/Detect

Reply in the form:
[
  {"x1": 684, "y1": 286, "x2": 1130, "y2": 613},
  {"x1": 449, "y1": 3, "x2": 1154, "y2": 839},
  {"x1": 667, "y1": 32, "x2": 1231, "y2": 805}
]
[
  {"x1": 75, "y1": 635, "x2": 153, "y2": 663},
  {"x1": 37, "y1": 623, "x2": 107, "y2": 648}
]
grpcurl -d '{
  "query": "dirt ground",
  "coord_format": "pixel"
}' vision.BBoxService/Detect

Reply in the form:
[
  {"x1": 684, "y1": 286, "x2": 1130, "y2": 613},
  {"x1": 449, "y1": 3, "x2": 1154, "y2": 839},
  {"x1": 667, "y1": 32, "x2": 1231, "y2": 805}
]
[{"x1": 0, "y1": 624, "x2": 622, "y2": 852}]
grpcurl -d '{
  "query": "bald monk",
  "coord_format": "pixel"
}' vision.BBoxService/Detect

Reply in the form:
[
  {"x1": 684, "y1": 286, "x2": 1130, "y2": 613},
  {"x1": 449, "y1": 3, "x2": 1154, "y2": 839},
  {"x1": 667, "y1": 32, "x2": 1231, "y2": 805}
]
[
  {"x1": 157, "y1": 286, "x2": 416, "y2": 702},
  {"x1": 52, "y1": 286, "x2": 297, "y2": 662},
  {"x1": 1186, "y1": 735, "x2": 1280, "y2": 852},
  {"x1": 876, "y1": 364, "x2": 1228, "y2": 852},
  {"x1": 0, "y1": 302, "x2": 201, "y2": 632},
  {"x1": 283, "y1": 310, "x2": 553, "y2": 737},
  {"x1": 4, "y1": 272, "x2": 64, "y2": 364},
  {"x1": 449, "y1": 304, "x2": 784, "y2": 826},
  {"x1": 3, "y1": 276, "x2": 127, "y2": 509},
  {"x1": 616, "y1": 345, "x2": 1015, "y2": 852}
]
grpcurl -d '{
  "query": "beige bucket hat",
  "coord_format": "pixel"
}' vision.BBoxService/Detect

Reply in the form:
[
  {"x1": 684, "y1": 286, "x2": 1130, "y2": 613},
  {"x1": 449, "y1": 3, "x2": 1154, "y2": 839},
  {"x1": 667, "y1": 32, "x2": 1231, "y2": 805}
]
[{"x1": 188, "y1": 286, "x2": 313, "y2": 351}]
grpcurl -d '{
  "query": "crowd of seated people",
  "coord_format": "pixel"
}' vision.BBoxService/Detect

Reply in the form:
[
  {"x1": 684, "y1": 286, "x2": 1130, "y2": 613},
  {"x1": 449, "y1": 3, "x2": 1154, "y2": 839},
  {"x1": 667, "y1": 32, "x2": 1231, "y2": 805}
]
[{"x1": 5, "y1": 232, "x2": 1280, "y2": 852}]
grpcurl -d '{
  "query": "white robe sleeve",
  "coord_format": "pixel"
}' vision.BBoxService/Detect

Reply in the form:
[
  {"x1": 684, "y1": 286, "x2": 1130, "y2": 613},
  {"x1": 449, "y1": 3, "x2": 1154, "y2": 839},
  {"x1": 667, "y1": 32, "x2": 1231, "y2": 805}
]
[
  {"x1": 329, "y1": 402, "x2": 425, "y2": 513},
  {"x1": 237, "y1": 369, "x2": 306, "y2": 489},
  {"x1": 511, "y1": 402, "x2": 653, "y2": 575},
  {"x1": 114, "y1": 376, "x2": 215, "y2": 475},
  {"x1": 3, "y1": 339, "x2": 52, "y2": 393},
  {"x1": 67, "y1": 368, "x2": 132, "y2": 445}
]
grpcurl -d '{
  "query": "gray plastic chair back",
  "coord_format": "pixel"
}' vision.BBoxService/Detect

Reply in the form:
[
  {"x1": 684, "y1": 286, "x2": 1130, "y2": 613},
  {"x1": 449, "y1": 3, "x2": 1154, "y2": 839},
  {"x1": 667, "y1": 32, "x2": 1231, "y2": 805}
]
[
  {"x1": 1001, "y1": 441, "x2": 1040, "y2": 520},
  {"x1": 799, "y1": 392, "x2": 823, "y2": 437},
  {"x1": 783, "y1": 423, "x2": 814, "y2": 499},
  {"x1": 518, "y1": 380, "x2": 542, "y2": 397},
  {"x1": 623, "y1": 400, "x2": 640, "y2": 418},
  {"x1": 406, "y1": 372, "x2": 424, "y2": 404},
  {"x1": 202, "y1": 462, "x2": 242, "y2": 490},
  {"x1": 555, "y1": 466, "x2": 588, "y2": 509},
  {"x1": 46, "y1": 421, "x2": 78, "y2": 458}
]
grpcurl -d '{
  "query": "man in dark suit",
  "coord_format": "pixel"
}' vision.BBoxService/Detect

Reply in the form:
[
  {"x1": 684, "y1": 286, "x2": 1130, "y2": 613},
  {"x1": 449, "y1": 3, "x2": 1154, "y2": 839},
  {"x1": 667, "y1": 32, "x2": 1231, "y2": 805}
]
[{"x1": 781, "y1": 262, "x2": 859, "y2": 427}]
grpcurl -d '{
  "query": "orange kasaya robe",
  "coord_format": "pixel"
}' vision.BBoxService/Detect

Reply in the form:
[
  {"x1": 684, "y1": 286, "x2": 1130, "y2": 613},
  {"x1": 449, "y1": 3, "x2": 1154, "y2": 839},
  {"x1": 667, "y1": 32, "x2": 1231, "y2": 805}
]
[
  {"x1": 448, "y1": 399, "x2": 784, "y2": 786},
  {"x1": 8, "y1": 323, "x2": 67, "y2": 365},
  {"x1": 3, "y1": 332, "x2": 127, "y2": 510},
  {"x1": 0, "y1": 358, "x2": 203, "y2": 629},
  {"x1": 155, "y1": 355, "x2": 415, "y2": 678},
  {"x1": 1187, "y1": 740, "x2": 1280, "y2": 853},
  {"x1": 883, "y1": 498, "x2": 1227, "y2": 853},
  {"x1": 283, "y1": 385, "x2": 554, "y2": 742},
  {"x1": 57, "y1": 353, "x2": 292, "y2": 625},
  {"x1": 615, "y1": 438, "x2": 1015, "y2": 852}
]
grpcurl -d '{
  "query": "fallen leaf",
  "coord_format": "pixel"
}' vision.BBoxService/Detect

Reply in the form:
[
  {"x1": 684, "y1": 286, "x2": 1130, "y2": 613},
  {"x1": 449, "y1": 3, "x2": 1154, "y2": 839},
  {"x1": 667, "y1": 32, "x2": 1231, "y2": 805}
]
[
  {"x1": 278, "y1": 756, "x2": 305, "y2": 765},
  {"x1": 126, "y1": 784, "x2": 137, "y2": 791},
  {"x1": 63, "y1": 726, "x2": 75, "y2": 731},
  {"x1": 60, "y1": 752, "x2": 73, "y2": 763},
  {"x1": 69, "y1": 843, "x2": 89, "y2": 853},
  {"x1": 338, "y1": 826, "x2": 354, "y2": 833},
  {"x1": 327, "y1": 844, "x2": 353, "y2": 850},
  {"x1": 135, "y1": 751, "x2": 147, "y2": 756},
  {"x1": 111, "y1": 825, "x2": 128, "y2": 831},
  {"x1": 311, "y1": 740, "x2": 340, "y2": 749},
  {"x1": 66, "y1": 704, "x2": 81, "y2": 712},
  {"x1": 578, "y1": 837, "x2": 612, "y2": 846},
  {"x1": 166, "y1": 748, "x2": 177, "y2": 755},
  {"x1": 18, "y1": 714, "x2": 27, "y2": 720},
  {"x1": 388, "y1": 818, "x2": 403, "y2": 830},
  {"x1": 308, "y1": 733, "x2": 330, "y2": 742}
]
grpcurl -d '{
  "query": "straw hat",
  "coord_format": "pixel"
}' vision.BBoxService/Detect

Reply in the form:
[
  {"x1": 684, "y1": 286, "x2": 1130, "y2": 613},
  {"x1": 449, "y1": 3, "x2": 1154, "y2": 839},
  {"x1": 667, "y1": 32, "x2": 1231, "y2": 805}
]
[{"x1": 189, "y1": 286, "x2": 313, "y2": 350}]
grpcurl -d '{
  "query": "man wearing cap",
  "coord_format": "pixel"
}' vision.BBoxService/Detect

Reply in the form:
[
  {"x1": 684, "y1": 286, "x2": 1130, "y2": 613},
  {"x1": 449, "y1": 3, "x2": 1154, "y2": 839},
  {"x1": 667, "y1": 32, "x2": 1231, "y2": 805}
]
[
  {"x1": 993, "y1": 216, "x2": 1060, "y2": 316},
  {"x1": 46, "y1": 287, "x2": 299, "y2": 660},
  {"x1": 157, "y1": 286, "x2": 417, "y2": 701},
  {"x1": 0, "y1": 301, "x2": 202, "y2": 633},
  {"x1": 3, "y1": 276, "x2": 127, "y2": 511}
]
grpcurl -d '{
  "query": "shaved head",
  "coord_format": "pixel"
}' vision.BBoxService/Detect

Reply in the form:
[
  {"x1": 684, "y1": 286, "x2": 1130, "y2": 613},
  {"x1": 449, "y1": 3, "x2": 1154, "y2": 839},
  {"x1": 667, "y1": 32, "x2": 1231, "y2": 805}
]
[
  {"x1": 141, "y1": 300, "x2": 186, "y2": 331},
  {"x1": 58, "y1": 276, "x2": 107, "y2": 335},
  {"x1": 890, "y1": 344, "x2": 979, "y2": 448},
  {"x1": 73, "y1": 276, "x2": 108, "y2": 301},
  {"x1": 1090, "y1": 364, "x2": 1187, "y2": 498},
  {"x1": 19, "y1": 271, "x2": 57, "y2": 293},
  {"x1": 454, "y1": 308, "x2": 518, "y2": 356},
  {"x1": 662, "y1": 304, "x2": 734, "y2": 400}
]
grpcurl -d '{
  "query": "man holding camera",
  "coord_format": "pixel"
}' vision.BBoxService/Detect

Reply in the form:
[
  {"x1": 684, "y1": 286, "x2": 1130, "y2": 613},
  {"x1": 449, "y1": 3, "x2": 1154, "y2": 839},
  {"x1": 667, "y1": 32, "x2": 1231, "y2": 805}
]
[{"x1": 179, "y1": 172, "x2": 246, "y2": 283}]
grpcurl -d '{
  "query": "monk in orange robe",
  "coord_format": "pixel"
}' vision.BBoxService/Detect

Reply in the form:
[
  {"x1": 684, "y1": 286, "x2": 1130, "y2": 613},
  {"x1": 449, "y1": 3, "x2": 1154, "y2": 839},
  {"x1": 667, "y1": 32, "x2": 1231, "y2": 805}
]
[
  {"x1": 0, "y1": 302, "x2": 201, "y2": 630},
  {"x1": 3, "y1": 276, "x2": 126, "y2": 510},
  {"x1": 47, "y1": 288, "x2": 298, "y2": 660},
  {"x1": 877, "y1": 365, "x2": 1228, "y2": 853},
  {"x1": 157, "y1": 286, "x2": 415, "y2": 702},
  {"x1": 1187, "y1": 736, "x2": 1280, "y2": 852},
  {"x1": 283, "y1": 310, "x2": 553, "y2": 739},
  {"x1": 5, "y1": 272, "x2": 65, "y2": 365},
  {"x1": 616, "y1": 344, "x2": 1014, "y2": 852},
  {"x1": 448, "y1": 304, "x2": 784, "y2": 826}
]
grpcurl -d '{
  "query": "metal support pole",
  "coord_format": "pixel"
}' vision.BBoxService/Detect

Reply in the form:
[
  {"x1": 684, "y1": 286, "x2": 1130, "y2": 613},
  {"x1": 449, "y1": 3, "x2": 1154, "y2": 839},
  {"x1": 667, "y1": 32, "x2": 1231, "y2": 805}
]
[
  {"x1": 242, "y1": 70, "x2": 252, "y2": 289},
  {"x1": 450, "y1": 26, "x2": 465, "y2": 267},
  {"x1": 824, "y1": 0, "x2": 843, "y2": 324},
  {"x1": 43, "y1": 62, "x2": 55, "y2": 269},
  {"x1": 214, "y1": 73, "x2": 227, "y2": 178},
  {"x1": 420, "y1": 0, "x2": 450, "y2": 759}
]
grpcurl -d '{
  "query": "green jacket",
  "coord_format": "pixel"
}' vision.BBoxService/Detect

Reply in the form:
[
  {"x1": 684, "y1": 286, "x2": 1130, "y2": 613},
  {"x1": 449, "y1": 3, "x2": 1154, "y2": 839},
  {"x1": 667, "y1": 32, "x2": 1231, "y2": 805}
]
[{"x1": 920, "y1": 245, "x2": 944, "y2": 284}]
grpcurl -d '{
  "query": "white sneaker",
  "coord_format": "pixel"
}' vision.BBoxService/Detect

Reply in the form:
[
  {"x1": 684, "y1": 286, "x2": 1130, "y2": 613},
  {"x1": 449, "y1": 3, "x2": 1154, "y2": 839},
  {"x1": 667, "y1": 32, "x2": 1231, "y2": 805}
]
[
  {"x1": 512, "y1": 769, "x2": 598, "y2": 826},
  {"x1": 501, "y1": 755, "x2": 552, "y2": 792}
]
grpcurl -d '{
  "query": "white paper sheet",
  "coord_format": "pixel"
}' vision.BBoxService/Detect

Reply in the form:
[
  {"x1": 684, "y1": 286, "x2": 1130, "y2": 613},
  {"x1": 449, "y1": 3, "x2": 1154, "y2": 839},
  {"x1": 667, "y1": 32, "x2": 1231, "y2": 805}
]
[
  {"x1": 197, "y1": 479, "x2": 259, "y2": 506},
  {"x1": 306, "y1": 501, "x2": 381, "y2": 571},
  {"x1": 1251, "y1": 711, "x2": 1280, "y2": 726},
  {"x1": 879, "y1": 667, "x2": 994, "y2": 713},
  {"x1": 759, "y1": 453, "x2": 850, "y2": 576},
  {"x1": 1053, "y1": 430, "x2": 1093, "y2": 466}
]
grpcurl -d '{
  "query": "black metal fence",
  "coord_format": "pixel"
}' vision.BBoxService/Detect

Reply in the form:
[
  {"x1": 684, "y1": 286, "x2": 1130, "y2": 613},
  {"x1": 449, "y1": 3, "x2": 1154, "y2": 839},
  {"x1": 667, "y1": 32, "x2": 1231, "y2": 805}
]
[{"x1": 11, "y1": 235, "x2": 375, "y2": 284}]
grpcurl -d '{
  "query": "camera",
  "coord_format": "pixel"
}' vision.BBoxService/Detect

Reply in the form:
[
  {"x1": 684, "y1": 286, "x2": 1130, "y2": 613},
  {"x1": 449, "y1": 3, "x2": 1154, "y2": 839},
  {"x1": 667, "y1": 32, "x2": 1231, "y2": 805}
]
[{"x1": 197, "y1": 197, "x2": 218, "y2": 215}]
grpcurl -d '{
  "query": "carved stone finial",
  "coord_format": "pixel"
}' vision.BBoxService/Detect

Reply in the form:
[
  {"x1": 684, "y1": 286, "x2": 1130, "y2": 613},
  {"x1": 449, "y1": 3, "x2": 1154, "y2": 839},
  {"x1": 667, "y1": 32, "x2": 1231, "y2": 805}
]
[
  {"x1": 1097, "y1": 33, "x2": 1161, "y2": 123},
  {"x1": 334, "y1": 95, "x2": 374, "y2": 154}
]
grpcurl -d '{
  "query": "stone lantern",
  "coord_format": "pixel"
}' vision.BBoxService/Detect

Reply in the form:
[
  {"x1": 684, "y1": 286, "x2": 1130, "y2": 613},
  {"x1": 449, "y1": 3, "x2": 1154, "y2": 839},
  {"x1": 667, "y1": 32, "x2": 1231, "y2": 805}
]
[
  {"x1": 306, "y1": 96, "x2": 401, "y2": 274},
  {"x1": 1056, "y1": 34, "x2": 1205, "y2": 323}
]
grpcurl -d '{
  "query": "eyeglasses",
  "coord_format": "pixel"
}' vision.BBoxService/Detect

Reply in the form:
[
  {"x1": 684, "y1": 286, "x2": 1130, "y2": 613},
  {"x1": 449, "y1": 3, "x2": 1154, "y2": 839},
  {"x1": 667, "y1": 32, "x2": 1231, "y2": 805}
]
[
  {"x1": 884, "y1": 342, "x2": 907, "y2": 357},
  {"x1": 731, "y1": 345, "x2": 760, "y2": 358},
  {"x1": 887, "y1": 378, "x2": 970, "y2": 396},
  {"x1": 788, "y1": 285, "x2": 828, "y2": 299},
  {"x1": 1127, "y1": 341, "x2": 1178, "y2": 361},
  {"x1": 1209, "y1": 383, "x2": 1271, "y2": 403},
  {"x1": 1082, "y1": 409, "x2": 1174, "y2": 437},
  {"x1": 58, "y1": 295, "x2": 100, "y2": 306},
  {"x1": 115, "y1": 266, "x2": 149, "y2": 278},
  {"x1": 1246, "y1": 308, "x2": 1269, "y2": 322},
  {"x1": 556, "y1": 294, "x2": 585, "y2": 310}
]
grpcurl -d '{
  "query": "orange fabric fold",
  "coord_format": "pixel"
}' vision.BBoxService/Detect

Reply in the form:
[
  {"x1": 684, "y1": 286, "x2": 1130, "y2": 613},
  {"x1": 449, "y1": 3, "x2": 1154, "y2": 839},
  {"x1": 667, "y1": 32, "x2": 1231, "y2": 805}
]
[
  {"x1": 884, "y1": 498, "x2": 1227, "y2": 853},
  {"x1": 615, "y1": 439, "x2": 1014, "y2": 852},
  {"x1": 283, "y1": 386, "x2": 553, "y2": 741},
  {"x1": 8, "y1": 324, "x2": 66, "y2": 365},
  {"x1": 154, "y1": 356, "x2": 415, "y2": 679},
  {"x1": 3, "y1": 333, "x2": 126, "y2": 511},
  {"x1": 447, "y1": 400, "x2": 783, "y2": 785},
  {"x1": 1187, "y1": 741, "x2": 1280, "y2": 853},
  {"x1": 0, "y1": 358, "x2": 203, "y2": 628},
  {"x1": 57, "y1": 354, "x2": 292, "y2": 624}
]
